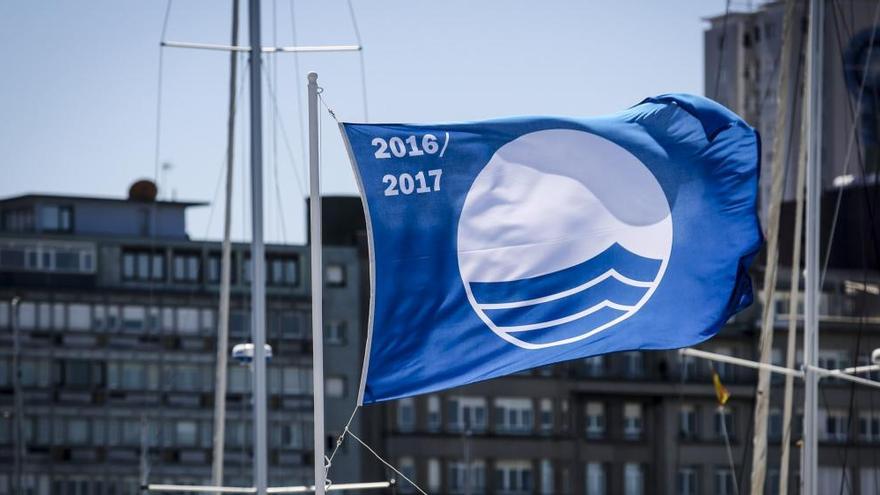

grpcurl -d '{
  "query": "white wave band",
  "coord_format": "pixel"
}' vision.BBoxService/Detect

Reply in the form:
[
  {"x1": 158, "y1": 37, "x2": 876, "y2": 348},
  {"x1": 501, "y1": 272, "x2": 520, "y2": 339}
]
[
  {"x1": 476, "y1": 268, "x2": 654, "y2": 310},
  {"x1": 498, "y1": 300, "x2": 636, "y2": 333}
]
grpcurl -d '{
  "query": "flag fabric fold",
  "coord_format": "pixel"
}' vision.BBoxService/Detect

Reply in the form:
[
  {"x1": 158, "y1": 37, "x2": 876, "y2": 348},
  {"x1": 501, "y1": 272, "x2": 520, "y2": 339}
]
[{"x1": 341, "y1": 93, "x2": 762, "y2": 404}]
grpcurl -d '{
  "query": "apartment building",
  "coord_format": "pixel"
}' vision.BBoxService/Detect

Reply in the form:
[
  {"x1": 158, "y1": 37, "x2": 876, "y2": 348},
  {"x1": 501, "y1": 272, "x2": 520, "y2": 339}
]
[{"x1": 0, "y1": 188, "x2": 365, "y2": 494}]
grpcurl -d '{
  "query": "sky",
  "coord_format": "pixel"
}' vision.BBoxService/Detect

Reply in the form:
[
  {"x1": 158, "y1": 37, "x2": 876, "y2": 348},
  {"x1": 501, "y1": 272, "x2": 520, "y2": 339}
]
[{"x1": 0, "y1": 0, "x2": 733, "y2": 244}]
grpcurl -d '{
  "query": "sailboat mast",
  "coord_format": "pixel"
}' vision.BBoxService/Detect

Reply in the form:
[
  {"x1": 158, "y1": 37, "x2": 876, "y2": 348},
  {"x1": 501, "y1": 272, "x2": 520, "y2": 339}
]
[
  {"x1": 803, "y1": 0, "x2": 824, "y2": 493},
  {"x1": 247, "y1": 0, "x2": 269, "y2": 493},
  {"x1": 211, "y1": 0, "x2": 240, "y2": 489}
]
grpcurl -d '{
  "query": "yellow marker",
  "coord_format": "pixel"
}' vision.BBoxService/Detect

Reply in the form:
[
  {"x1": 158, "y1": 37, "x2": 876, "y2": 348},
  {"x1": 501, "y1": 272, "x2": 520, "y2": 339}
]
[{"x1": 713, "y1": 371, "x2": 730, "y2": 406}]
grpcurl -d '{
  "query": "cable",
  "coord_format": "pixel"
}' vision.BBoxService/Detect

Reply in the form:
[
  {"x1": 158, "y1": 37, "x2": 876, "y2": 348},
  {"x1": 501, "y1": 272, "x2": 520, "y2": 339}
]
[
  {"x1": 346, "y1": 0, "x2": 369, "y2": 121},
  {"x1": 820, "y1": 0, "x2": 880, "y2": 286},
  {"x1": 261, "y1": 64, "x2": 307, "y2": 202},
  {"x1": 347, "y1": 430, "x2": 427, "y2": 495}
]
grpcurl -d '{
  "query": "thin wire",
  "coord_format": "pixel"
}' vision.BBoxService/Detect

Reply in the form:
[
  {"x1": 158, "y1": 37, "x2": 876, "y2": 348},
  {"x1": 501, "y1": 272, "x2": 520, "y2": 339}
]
[
  {"x1": 205, "y1": 57, "x2": 251, "y2": 239},
  {"x1": 345, "y1": 0, "x2": 369, "y2": 121},
  {"x1": 820, "y1": 0, "x2": 880, "y2": 286},
  {"x1": 288, "y1": 0, "x2": 309, "y2": 178},
  {"x1": 149, "y1": 1, "x2": 173, "y2": 482},
  {"x1": 317, "y1": 90, "x2": 339, "y2": 123},
  {"x1": 324, "y1": 406, "x2": 360, "y2": 470},
  {"x1": 262, "y1": 64, "x2": 307, "y2": 199},
  {"x1": 269, "y1": 0, "x2": 287, "y2": 243},
  {"x1": 346, "y1": 430, "x2": 428, "y2": 495}
]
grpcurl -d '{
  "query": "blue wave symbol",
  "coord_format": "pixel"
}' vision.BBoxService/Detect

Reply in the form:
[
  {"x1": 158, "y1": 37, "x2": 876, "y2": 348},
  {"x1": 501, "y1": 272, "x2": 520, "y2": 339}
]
[{"x1": 470, "y1": 243, "x2": 663, "y2": 346}]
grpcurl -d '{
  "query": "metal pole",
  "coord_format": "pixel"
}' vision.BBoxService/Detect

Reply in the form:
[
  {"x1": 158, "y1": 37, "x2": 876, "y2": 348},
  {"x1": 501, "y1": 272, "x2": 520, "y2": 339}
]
[
  {"x1": 803, "y1": 0, "x2": 823, "y2": 493},
  {"x1": 11, "y1": 297, "x2": 23, "y2": 494},
  {"x1": 307, "y1": 71, "x2": 326, "y2": 495},
  {"x1": 212, "y1": 0, "x2": 240, "y2": 491},
  {"x1": 247, "y1": 0, "x2": 268, "y2": 492}
]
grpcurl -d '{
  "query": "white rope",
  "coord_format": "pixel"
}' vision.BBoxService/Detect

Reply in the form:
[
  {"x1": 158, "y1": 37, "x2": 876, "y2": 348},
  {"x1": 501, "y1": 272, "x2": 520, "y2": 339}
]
[{"x1": 346, "y1": 430, "x2": 428, "y2": 495}]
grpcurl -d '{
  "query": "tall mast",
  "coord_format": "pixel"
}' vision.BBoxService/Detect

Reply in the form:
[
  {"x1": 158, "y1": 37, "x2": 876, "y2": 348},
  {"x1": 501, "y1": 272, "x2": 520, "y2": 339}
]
[
  {"x1": 803, "y1": 0, "x2": 824, "y2": 493},
  {"x1": 307, "y1": 71, "x2": 326, "y2": 495},
  {"x1": 211, "y1": 0, "x2": 240, "y2": 490},
  {"x1": 247, "y1": 0, "x2": 269, "y2": 493}
]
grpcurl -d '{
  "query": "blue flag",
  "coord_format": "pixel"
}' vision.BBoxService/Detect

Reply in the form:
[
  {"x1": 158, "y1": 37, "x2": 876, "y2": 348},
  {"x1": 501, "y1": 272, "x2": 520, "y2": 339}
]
[{"x1": 340, "y1": 94, "x2": 761, "y2": 405}]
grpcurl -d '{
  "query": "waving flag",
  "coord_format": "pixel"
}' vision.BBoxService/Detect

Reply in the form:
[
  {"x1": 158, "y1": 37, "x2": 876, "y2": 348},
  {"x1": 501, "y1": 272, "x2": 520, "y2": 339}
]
[{"x1": 341, "y1": 94, "x2": 761, "y2": 404}]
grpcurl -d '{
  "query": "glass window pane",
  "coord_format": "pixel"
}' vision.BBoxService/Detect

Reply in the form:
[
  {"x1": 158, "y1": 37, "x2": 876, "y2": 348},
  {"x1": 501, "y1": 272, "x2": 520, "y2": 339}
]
[
  {"x1": 68, "y1": 304, "x2": 90, "y2": 330},
  {"x1": 41, "y1": 206, "x2": 59, "y2": 231}
]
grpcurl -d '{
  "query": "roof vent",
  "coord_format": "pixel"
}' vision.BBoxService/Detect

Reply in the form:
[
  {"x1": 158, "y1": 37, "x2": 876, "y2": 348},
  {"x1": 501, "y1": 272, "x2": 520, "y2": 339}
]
[{"x1": 128, "y1": 179, "x2": 158, "y2": 202}]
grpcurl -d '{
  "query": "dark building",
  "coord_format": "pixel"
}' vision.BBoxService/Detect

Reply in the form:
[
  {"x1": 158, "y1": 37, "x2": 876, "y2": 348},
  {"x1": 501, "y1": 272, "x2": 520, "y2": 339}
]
[{"x1": 0, "y1": 186, "x2": 367, "y2": 494}]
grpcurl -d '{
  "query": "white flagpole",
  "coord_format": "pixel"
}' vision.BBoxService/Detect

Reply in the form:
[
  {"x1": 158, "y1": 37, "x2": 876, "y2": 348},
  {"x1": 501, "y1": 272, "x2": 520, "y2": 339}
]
[{"x1": 307, "y1": 71, "x2": 326, "y2": 495}]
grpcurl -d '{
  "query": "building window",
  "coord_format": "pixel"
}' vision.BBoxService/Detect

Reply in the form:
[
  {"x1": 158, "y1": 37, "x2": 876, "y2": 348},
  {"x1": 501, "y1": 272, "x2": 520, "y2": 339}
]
[
  {"x1": 585, "y1": 402, "x2": 605, "y2": 439},
  {"x1": 680, "y1": 404, "x2": 697, "y2": 439},
  {"x1": 397, "y1": 398, "x2": 415, "y2": 432},
  {"x1": 176, "y1": 307, "x2": 199, "y2": 334},
  {"x1": 325, "y1": 263, "x2": 346, "y2": 287},
  {"x1": 714, "y1": 468, "x2": 736, "y2": 495},
  {"x1": 2, "y1": 207, "x2": 34, "y2": 232},
  {"x1": 859, "y1": 412, "x2": 880, "y2": 442},
  {"x1": 540, "y1": 459, "x2": 554, "y2": 495},
  {"x1": 822, "y1": 409, "x2": 848, "y2": 442},
  {"x1": 268, "y1": 256, "x2": 298, "y2": 286},
  {"x1": 207, "y1": 253, "x2": 237, "y2": 284},
  {"x1": 40, "y1": 205, "x2": 73, "y2": 232},
  {"x1": 176, "y1": 420, "x2": 198, "y2": 446},
  {"x1": 495, "y1": 398, "x2": 533, "y2": 434},
  {"x1": 449, "y1": 460, "x2": 486, "y2": 494},
  {"x1": 67, "y1": 418, "x2": 90, "y2": 445},
  {"x1": 398, "y1": 457, "x2": 416, "y2": 494},
  {"x1": 280, "y1": 422, "x2": 303, "y2": 449},
  {"x1": 583, "y1": 355, "x2": 605, "y2": 377},
  {"x1": 624, "y1": 463, "x2": 644, "y2": 495},
  {"x1": 427, "y1": 395, "x2": 441, "y2": 432},
  {"x1": 448, "y1": 397, "x2": 487, "y2": 433},
  {"x1": 122, "y1": 250, "x2": 164, "y2": 281},
  {"x1": 769, "y1": 408, "x2": 782, "y2": 440},
  {"x1": 586, "y1": 462, "x2": 606, "y2": 495},
  {"x1": 173, "y1": 252, "x2": 200, "y2": 283},
  {"x1": 495, "y1": 460, "x2": 532, "y2": 495},
  {"x1": 677, "y1": 467, "x2": 698, "y2": 495},
  {"x1": 67, "y1": 304, "x2": 90, "y2": 330},
  {"x1": 623, "y1": 352, "x2": 644, "y2": 378},
  {"x1": 325, "y1": 320, "x2": 347, "y2": 345},
  {"x1": 326, "y1": 376, "x2": 345, "y2": 398},
  {"x1": 427, "y1": 458, "x2": 441, "y2": 493},
  {"x1": 539, "y1": 398, "x2": 553, "y2": 434},
  {"x1": 714, "y1": 407, "x2": 735, "y2": 439},
  {"x1": 282, "y1": 367, "x2": 311, "y2": 395},
  {"x1": 623, "y1": 403, "x2": 643, "y2": 440}
]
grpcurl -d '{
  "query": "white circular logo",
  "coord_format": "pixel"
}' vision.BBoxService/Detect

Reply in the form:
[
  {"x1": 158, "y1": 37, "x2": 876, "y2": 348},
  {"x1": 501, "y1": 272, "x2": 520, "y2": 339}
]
[{"x1": 457, "y1": 129, "x2": 673, "y2": 349}]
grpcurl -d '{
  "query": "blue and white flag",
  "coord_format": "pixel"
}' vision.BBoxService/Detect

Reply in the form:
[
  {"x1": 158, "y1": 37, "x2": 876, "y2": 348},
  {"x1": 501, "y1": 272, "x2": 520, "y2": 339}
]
[{"x1": 341, "y1": 94, "x2": 761, "y2": 404}]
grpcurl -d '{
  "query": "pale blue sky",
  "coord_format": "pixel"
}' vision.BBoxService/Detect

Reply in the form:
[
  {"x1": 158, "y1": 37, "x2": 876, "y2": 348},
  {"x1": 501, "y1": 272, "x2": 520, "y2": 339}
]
[{"x1": 0, "y1": 0, "x2": 732, "y2": 244}]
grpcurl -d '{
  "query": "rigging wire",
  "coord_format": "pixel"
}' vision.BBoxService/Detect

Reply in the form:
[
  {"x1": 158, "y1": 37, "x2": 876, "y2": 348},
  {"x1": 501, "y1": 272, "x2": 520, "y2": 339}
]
[
  {"x1": 205, "y1": 54, "x2": 251, "y2": 239},
  {"x1": 825, "y1": 4, "x2": 880, "y2": 493},
  {"x1": 146, "y1": 0, "x2": 174, "y2": 484},
  {"x1": 820, "y1": 0, "x2": 880, "y2": 286},
  {"x1": 262, "y1": 63, "x2": 307, "y2": 201},
  {"x1": 288, "y1": 0, "x2": 309, "y2": 184},
  {"x1": 270, "y1": 0, "x2": 289, "y2": 243},
  {"x1": 346, "y1": 0, "x2": 370, "y2": 121}
]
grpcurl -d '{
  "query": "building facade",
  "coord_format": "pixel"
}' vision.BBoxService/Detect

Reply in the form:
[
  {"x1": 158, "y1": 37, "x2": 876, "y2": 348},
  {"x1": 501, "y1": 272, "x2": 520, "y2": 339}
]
[
  {"x1": 704, "y1": 0, "x2": 880, "y2": 221},
  {"x1": 0, "y1": 190, "x2": 366, "y2": 494}
]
